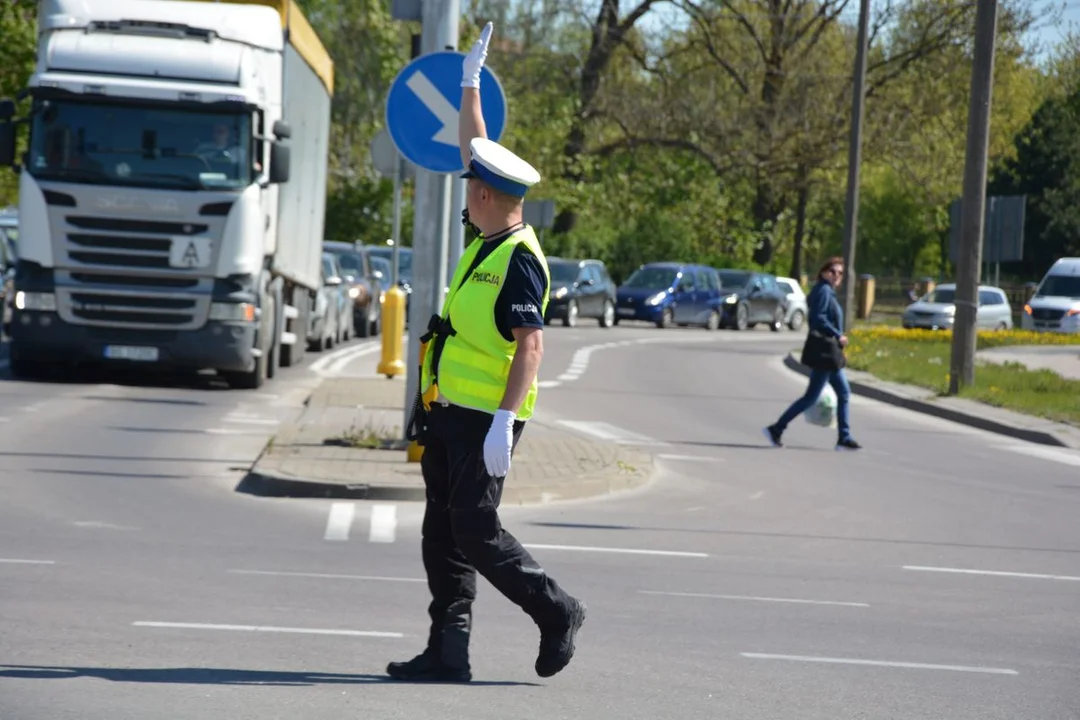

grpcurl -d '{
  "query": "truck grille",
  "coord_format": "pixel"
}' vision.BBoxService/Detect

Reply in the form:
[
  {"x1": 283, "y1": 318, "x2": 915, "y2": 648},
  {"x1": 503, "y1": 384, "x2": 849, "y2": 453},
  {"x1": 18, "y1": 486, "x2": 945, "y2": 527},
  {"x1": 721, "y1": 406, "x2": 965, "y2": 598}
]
[{"x1": 55, "y1": 214, "x2": 213, "y2": 330}]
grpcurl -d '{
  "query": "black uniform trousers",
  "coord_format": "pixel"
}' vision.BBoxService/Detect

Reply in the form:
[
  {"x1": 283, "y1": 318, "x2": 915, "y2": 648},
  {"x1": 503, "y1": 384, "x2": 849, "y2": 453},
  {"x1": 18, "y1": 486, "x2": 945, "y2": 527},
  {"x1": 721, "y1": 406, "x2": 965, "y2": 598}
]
[{"x1": 419, "y1": 402, "x2": 574, "y2": 671}]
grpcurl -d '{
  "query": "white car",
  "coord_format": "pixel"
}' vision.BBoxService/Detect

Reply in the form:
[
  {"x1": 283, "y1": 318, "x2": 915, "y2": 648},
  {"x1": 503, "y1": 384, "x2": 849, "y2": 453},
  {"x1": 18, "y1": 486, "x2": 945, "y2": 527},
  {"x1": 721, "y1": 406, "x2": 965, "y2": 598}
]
[
  {"x1": 775, "y1": 276, "x2": 808, "y2": 330},
  {"x1": 903, "y1": 283, "x2": 1013, "y2": 331},
  {"x1": 1021, "y1": 258, "x2": 1080, "y2": 334}
]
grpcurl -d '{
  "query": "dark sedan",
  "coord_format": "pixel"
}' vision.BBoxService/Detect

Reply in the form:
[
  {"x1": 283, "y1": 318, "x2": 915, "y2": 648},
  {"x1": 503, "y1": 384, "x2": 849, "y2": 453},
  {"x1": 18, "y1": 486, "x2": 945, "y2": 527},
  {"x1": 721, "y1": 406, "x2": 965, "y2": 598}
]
[
  {"x1": 544, "y1": 257, "x2": 617, "y2": 327},
  {"x1": 715, "y1": 269, "x2": 788, "y2": 331}
]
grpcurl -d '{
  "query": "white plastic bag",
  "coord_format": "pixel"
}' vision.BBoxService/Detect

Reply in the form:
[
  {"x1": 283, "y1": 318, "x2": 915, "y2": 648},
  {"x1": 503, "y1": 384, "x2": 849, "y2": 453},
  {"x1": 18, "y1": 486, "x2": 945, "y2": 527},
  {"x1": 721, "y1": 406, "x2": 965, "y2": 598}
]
[{"x1": 803, "y1": 383, "x2": 837, "y2": 428}]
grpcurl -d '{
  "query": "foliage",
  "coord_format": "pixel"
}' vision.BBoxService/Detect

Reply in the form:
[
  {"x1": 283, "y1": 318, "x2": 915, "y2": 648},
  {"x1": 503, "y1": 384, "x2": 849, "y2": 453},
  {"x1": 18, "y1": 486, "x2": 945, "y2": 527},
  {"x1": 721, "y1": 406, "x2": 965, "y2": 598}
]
[
  {"x1": 0, "y1": 0, "x2": 37, "y2": 206},
  {"x1": 848, "y1": 326, "x2": 1080, "y2": 347},
  {"x1": 989, "y1": 79, "x2": 1080, "y2": 278}
]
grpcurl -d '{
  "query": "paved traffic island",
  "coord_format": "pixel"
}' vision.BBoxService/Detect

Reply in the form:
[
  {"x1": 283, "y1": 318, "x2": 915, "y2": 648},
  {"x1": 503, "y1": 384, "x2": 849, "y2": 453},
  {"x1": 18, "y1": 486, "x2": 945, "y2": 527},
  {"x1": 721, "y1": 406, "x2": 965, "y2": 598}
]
[{"x1": 237, "y1": 376, "x2": 654, "y2": 503}]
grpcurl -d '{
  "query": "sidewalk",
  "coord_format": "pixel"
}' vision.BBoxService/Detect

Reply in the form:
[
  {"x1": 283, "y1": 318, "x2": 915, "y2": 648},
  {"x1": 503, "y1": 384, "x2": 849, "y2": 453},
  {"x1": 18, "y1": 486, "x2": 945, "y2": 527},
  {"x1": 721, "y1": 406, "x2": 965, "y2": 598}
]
[
  {"x1": 976, "y1": 345, "x2": 1080, "y2": 380},
  {"x1": 783, "y1": 352, "x2": 1080, "y2": 450},
  {"x1": 238, "y1": 376, "x2": 655, "y2": 504}
]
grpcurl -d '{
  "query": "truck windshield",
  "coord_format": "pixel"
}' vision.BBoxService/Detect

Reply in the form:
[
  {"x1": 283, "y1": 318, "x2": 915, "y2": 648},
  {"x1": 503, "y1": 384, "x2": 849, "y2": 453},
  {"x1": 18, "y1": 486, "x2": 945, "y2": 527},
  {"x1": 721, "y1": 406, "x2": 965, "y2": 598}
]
[{"x1": 27, "y1": 99, "x2": 253, "y2": 191}]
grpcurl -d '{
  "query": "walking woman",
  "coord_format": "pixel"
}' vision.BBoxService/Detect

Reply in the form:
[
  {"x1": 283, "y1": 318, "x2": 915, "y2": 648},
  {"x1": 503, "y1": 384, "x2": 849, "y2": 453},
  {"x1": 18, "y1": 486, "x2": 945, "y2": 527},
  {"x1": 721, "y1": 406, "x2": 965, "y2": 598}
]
[{"x1": 764, "y1": 257, "x2": 862, "y2": 451}]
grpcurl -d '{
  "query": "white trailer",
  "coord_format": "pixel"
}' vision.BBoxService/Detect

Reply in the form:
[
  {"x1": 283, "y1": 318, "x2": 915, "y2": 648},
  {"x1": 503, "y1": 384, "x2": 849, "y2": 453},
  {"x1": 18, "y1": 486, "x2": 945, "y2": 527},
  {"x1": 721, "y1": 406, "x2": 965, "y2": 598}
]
[{"x1": 0, "y1": 0, "x2": 333, "y2": 387}]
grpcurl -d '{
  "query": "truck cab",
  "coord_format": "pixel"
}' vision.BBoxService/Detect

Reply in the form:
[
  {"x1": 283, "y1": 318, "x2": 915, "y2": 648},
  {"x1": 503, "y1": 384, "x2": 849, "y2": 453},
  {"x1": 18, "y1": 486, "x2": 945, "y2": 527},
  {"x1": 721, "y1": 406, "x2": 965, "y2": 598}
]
[{"x1": 0, "y1": 0, "x2": 333, "y2": 387}]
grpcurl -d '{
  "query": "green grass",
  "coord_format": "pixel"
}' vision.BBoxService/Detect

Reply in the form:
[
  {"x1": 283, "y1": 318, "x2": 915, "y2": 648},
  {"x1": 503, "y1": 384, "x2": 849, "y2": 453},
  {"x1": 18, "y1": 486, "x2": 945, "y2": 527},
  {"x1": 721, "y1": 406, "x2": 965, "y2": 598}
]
[{"x1": 845, "y1": 329, "x2": 1080, "y2": 426}]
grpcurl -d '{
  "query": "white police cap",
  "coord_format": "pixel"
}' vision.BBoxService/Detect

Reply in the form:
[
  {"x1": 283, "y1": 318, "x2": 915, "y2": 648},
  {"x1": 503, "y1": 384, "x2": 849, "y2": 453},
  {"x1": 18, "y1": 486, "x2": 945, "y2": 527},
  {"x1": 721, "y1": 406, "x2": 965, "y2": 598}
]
[{"x1": 460, "y1": 137, "x2": 541, "y2": 198}]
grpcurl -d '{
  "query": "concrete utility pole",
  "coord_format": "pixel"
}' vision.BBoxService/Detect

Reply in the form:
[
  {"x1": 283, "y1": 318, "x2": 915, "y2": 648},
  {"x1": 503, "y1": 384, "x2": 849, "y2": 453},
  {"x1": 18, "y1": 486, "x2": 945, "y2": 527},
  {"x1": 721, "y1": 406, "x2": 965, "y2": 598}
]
[
  {"x1": 839, "y1": 0, "x2": 870, "y2": 330},
  {"x1": 949, "y1": 0, "x2": 998, "y2": 395},
  {"x1": 403, "y1": 0, "x2": 459, "y2": 432}
]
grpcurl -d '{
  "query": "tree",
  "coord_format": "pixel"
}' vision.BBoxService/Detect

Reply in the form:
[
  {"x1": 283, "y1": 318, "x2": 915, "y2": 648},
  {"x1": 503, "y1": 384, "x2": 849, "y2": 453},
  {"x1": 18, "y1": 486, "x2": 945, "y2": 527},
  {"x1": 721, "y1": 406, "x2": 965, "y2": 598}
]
[
  {"x1": 989, "y1": 84, "x2": 1080, "y2": 276},
  {"x1": 0, "y1": 0, "x2": 38, "y2": 206}
]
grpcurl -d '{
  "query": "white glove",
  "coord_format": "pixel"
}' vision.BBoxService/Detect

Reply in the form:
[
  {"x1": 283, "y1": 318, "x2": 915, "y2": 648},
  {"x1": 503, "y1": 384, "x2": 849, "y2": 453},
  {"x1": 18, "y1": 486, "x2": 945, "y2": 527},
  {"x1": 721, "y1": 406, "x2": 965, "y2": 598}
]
[
  {"x1": 483, "y1": 408, "x2": 515, "y2": 478},
  {"x1": 461, "y1": 22, "x2": 493, "y2": 89}
]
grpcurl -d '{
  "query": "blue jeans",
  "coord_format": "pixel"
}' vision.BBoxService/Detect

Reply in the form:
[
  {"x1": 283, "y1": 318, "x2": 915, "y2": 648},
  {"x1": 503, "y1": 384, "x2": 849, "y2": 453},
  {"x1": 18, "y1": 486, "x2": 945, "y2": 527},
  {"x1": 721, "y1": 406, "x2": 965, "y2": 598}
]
[{"x1": 775, "y1": 368, "x2": 852, "y2": 441}]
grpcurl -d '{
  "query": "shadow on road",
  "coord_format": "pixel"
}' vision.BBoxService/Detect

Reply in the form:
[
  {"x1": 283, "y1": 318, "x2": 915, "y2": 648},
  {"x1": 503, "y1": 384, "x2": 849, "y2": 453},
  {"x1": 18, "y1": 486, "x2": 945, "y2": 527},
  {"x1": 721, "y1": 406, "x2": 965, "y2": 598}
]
[{"x1": 0, "y1": 665, "x2": 539, "y2": 687}]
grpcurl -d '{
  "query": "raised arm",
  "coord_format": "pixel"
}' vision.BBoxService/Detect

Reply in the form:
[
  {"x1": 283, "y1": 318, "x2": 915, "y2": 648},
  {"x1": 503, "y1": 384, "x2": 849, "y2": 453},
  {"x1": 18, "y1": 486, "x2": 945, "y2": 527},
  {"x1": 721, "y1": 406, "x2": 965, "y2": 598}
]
[{"x1": 459, "y1": 22, "x2": 493, "y2": 169}]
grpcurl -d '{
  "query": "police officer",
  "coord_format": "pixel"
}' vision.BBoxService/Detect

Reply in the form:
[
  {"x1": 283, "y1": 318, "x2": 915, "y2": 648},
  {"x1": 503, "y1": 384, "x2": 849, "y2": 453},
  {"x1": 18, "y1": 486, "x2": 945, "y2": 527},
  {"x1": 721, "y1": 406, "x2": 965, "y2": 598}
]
[{"x1": 388, "y1": 23, "x2": 586, "y2": 683}]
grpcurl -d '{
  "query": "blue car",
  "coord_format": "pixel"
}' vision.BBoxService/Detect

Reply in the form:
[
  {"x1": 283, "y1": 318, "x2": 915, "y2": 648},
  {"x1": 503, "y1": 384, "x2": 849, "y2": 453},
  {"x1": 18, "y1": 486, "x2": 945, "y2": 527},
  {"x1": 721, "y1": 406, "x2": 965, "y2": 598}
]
[{"x1": 615, "y1": 262, "x2": 723, "y2": 329}]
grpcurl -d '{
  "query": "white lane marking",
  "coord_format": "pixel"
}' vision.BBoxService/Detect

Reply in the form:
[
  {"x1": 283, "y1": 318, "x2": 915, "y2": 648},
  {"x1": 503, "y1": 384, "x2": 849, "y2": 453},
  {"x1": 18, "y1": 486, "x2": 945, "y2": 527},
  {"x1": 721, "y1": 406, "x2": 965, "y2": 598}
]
[
  {"x1": 523, "y1": 543, "x2": 708, "y2": 558},
  {"x1": 555, "y1": 420, "x2": 666, "y2": 446},
  {"x1": 307, "y1": 340, "x2": 380, "y2": 376},
  {"x1": 204, "y1": 428, "x2": 265, "y2": 435},
  {"x1": 741, "y1": 653, "x2": 1018, "y2": 675},
  {"x1": 540, "y1": 335, "x2": 716, "y2": 388},
  {"x1": 324, "y1": 503, "x2": 355, "y2": 541},
  {"x1": 133, "y1": 621, "x2": 403, "y2": 638},
  {"x1": 640, "y1": 590, "x2": 869, "y2": 608},
  {"x1": 0, "y1": 558, "x2": 55, "y2": 565},
  {"x1": 74, "y1": 521, "x2": 139, "y2": 531},
  {"x1": 904, "y1": 565, "x2": 1080, "y2": 582},
  {"x1": 324, "y1": 342, "x2": 385, "y2": 376},
  {"x1": 229, "y1": 569, "x2": 423, "y2": 583},
  {"x1": 657, "y1": 453, "x2": 724, "y2": 462},
  {"x1": 368, "y1": 504, "x2": 398, "y2": 543},
  {"x1": 1003, "y1": 445, "x2": 1080, "y2": 468},
  {"x1": 223, "y1": 413, "x2": 280, "y2": 426}
]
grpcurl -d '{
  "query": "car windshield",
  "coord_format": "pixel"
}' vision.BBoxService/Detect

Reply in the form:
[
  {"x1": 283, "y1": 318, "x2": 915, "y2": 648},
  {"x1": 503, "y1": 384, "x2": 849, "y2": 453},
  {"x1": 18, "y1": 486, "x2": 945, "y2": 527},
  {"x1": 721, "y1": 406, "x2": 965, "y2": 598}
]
[
  {"x1": 623, "y1": 266, "x2": 677, "y2": 289},
  {"x1": 717, "y1": 270, "x2": 751, "y2": 289},
  {"x1": 330, "y1": 250, "x2": 365, "y2": 277},
  {"x1": 371, "y1": 256, "x2": 391, "y2": 277},
  {"x1": 368, "y1": 246, "x2": 412, "y2": 280},
  {"x1": 1035, "y1": 274, "x2": 1080, "y2": 299},
  {"x1": 27, "y1": 98, "x2": 253, "y2": 191},
  {"x1": 549, "y1": 262, "x2": 580, "y2": 284},
  {"x1": 925, "y1": 288, "x2": 956, "y2": 303}
]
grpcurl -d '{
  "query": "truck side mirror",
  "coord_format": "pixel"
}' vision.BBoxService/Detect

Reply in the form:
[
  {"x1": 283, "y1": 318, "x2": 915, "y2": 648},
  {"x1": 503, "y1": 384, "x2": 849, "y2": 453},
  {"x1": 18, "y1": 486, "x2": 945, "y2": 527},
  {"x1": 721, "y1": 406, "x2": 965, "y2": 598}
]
[
  {"x1": 268, "y1": 142, "x2": 290, "y2": 184},
  {"x1": 0, "y1": 123, "x2": 16, "y2": 167},
  {"x1": 272, "y1": 120, "x2": 291, "y2": 139}
]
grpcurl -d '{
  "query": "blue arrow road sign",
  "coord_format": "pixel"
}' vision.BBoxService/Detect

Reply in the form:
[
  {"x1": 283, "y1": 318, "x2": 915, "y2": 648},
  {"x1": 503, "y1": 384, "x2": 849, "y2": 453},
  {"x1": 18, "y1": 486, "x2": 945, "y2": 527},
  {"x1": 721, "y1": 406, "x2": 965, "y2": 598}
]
[{"x1": 385, "y1": 51, "x2": 507, "y2": 174}]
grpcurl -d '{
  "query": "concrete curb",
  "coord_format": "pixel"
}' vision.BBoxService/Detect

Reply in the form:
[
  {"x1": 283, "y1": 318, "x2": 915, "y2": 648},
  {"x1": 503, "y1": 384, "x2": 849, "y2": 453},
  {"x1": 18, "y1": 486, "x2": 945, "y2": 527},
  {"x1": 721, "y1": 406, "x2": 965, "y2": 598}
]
[
  {"x1": 236, "y1": 468, "x2": 428, "y2": 501},
  {"x1": 783, "y1": 352, "x2": 1079, "y2": 449},
  {"x1": 237, "y1": 451, "x2": 657, "y2": 503}
]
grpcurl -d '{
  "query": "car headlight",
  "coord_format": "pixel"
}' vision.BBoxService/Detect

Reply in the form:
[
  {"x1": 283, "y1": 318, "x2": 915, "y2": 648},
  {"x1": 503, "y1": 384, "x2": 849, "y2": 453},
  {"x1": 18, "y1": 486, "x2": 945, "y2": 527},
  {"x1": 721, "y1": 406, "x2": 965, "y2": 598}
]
[
  {"x1": 349, "y1": 287, "x2": 360, "y2": 299},
  {"x1": 646, "y1": 291, "x2": 666, "y2": 305},
  {"x1": 723, "y1": 294, "x2": 737, "y2": 304},
  {"x1": 554, "y1": 287, "x2": 568, "y2": 299},
  {"x1": 14, "y1": 291, "x2": 57, "y2": 311},
  {"x1": 209, "y1": 302, "x2": 257, "y2": 322}
]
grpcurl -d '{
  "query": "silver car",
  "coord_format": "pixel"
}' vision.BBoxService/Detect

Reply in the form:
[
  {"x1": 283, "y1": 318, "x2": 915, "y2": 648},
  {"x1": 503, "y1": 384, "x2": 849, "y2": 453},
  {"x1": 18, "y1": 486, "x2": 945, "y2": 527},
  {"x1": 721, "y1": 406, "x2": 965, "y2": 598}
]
[
  {"x1": 902, "y1": 283, "x2": 1013, "y2": 331},
  {"x1": 775, "y1": 276, "x2": 808, "y2": 331}
]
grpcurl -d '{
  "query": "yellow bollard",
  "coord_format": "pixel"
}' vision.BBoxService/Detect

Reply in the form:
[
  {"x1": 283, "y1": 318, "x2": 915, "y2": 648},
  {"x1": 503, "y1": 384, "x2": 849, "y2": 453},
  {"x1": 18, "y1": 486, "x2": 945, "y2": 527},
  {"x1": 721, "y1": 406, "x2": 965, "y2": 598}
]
[{"x1": 377, "y1": 286, "x2": 407, "y2": 378}]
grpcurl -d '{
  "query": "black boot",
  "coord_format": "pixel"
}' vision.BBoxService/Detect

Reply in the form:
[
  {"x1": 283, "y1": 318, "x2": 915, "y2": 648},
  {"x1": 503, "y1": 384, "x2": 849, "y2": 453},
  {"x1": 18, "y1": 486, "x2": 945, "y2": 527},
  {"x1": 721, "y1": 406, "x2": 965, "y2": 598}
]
[
  {"x1": 535, "y1": 598, "x2": 587, "y2": 678},
  {"x1": 386, "y1": 650, "x2": 472, "y2": 683}
]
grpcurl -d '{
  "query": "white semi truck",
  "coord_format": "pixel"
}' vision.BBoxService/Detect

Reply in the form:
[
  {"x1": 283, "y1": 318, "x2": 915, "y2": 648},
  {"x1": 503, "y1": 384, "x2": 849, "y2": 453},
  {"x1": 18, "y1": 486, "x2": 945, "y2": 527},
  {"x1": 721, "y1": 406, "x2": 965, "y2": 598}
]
[{"x1": 0, "y1": 0, "x2": 333, "y2": 388}]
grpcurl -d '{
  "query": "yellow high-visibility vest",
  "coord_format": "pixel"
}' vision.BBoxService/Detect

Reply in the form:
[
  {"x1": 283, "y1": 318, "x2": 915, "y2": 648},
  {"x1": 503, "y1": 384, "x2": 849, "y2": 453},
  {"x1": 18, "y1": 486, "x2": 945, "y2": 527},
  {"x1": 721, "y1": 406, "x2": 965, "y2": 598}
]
[{"x1": 421, "y1": 226, "x2": 550, "y2": 419}]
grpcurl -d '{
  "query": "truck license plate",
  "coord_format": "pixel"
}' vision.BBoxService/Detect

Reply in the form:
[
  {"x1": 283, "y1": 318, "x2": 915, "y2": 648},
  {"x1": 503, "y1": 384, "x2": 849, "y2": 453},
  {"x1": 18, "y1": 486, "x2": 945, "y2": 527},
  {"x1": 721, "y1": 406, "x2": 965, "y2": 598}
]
[{"x1": 104, "y1": 345, "x2": 159, "y2": 362}]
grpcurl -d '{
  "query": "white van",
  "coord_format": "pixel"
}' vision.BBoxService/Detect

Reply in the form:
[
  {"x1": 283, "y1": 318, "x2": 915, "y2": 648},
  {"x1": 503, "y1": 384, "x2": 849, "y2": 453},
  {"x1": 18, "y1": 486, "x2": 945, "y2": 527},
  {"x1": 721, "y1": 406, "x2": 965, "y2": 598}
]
[{"x1": 1021, "y1": 258, "x2": 1080, "y2": 333}]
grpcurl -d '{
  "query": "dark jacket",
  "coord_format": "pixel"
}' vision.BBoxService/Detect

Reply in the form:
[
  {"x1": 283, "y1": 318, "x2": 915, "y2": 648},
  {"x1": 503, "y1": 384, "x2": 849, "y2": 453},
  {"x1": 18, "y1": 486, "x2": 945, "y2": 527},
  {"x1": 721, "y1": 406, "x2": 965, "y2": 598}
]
[{"x1": 807, "y1": 279, "x2": 843, "y2": 339}]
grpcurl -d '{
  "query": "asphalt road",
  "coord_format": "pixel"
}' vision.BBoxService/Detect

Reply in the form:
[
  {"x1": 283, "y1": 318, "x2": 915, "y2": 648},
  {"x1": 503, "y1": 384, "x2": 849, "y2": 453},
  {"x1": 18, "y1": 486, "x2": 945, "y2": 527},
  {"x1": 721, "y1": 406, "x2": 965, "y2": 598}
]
[{"x1": 1, "y1": 322, "x2": 1078, "y2": 719}]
